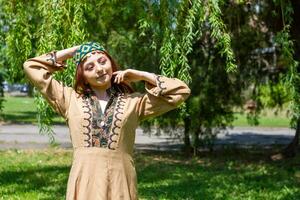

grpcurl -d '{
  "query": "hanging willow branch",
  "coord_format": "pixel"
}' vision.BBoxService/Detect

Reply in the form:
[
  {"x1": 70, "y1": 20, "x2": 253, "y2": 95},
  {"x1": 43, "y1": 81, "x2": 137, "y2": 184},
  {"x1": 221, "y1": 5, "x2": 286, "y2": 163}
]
[
  {"x1": 175, "y1": 0, "x2": 202, "y2": 84},
  {"x1": 33, "y1": 0, "x2": 89, "y2": 141},
  {"x1": 159, "y1": 29, "x2": 177, "y2": 77},
  {"x1": 3, "y1": 0, "x2": 238, "y2": 141},
  {"x1": 274, "y1": 0, "x2": 299, "y2": 127},
  {"x1": 159, "y1": 0, "x2": 201, "y2": 84},
  {"x1": 159, "y1": 0, "x2": 203, "y2": 122},
  {"x1": 207, "y1": 0, "x2": 237, "y2": 72},
  {"x1": 160, "y1": 0, "x2": 237, "y2": 81},
  {"x1": 32, "y1": 0, "x2": 69, "y2": 141},
  {"x1": 5, "y1": 1, "x2": 32, "y2": 82}
]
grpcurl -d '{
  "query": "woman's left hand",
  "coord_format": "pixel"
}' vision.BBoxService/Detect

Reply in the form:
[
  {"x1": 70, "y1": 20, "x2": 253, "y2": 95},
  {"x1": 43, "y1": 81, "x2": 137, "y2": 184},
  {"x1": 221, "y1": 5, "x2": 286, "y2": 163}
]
[{"x1": 112, "y1": 69, "x2": 144, "y2": 84}]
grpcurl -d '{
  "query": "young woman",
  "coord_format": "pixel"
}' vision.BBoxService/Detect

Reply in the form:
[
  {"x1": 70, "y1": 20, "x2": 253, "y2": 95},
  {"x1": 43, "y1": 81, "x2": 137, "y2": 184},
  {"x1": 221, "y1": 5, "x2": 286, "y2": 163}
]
[{"x1": 23, "y1": 42, "x2": 191, "y2": 200}]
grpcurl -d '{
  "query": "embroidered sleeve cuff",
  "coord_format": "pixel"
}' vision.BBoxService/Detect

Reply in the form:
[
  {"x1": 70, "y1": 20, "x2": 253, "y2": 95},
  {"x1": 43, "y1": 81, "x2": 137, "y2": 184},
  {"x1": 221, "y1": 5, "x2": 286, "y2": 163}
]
[
  {"x1": 145, "y1": 74, "x2": 168, "y2": 97},
  {"x1": 144, "y1": 74, "x2": 191, "y2": 103},
  {"x1": 28, "y1": 51, "x2": 66, "y2": 69}
]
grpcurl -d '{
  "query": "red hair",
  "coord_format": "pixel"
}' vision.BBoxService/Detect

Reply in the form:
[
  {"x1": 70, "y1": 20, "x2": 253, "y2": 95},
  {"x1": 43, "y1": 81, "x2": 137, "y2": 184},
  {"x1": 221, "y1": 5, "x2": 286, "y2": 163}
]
[{"x1": 74, "y1": 51, "x2": 134, "y2": 96}]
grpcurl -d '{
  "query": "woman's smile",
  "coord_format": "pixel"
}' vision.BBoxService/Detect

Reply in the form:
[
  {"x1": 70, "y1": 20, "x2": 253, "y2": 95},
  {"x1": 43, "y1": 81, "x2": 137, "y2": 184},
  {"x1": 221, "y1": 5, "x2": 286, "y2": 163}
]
[{"x1": 96, "y1": 73, "x2": 107, "y2": 80}]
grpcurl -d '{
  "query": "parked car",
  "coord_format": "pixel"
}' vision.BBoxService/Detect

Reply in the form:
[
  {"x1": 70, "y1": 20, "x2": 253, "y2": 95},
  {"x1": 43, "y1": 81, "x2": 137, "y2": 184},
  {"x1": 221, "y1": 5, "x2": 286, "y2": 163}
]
[
  {"x1": 20, "y1": 85, "x2": 29, "y2": 93},
  {"x1": 3, "y1": 81, "x2": 9, "y2": 92},
  {"x1": 2, "y1": 81, "x2": 29, "y2": 95}
]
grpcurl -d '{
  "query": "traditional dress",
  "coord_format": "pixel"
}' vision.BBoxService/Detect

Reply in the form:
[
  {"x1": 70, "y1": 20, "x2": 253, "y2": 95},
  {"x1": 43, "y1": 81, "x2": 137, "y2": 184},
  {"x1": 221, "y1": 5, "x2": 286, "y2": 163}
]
[{"x1": 23, "y1": 52, "x2": 191, "y2": 200}]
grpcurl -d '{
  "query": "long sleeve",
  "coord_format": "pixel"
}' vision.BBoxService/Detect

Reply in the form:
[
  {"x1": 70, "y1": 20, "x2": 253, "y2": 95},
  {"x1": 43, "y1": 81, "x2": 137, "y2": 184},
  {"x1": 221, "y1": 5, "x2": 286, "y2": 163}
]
[
  {"x1": 23, "y1": 52, "x2": 73, "y2": 119},
  {"x1": 136, "y1": 74, "x2": 191, "y2": 121}
]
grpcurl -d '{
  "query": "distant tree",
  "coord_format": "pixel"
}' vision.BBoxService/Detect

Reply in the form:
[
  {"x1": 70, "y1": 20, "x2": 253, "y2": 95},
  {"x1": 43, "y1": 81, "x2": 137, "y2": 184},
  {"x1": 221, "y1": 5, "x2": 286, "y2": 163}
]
[{"x1": 221, "y1": 0, "x2": 299, "y2": 158}]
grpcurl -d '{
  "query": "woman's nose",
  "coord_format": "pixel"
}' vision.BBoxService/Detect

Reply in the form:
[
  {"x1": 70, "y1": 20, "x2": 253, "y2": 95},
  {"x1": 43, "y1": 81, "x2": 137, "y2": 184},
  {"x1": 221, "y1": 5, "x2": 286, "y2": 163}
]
[{"x1": 95, "y1": 64, "x2": 104, "y2": 73}]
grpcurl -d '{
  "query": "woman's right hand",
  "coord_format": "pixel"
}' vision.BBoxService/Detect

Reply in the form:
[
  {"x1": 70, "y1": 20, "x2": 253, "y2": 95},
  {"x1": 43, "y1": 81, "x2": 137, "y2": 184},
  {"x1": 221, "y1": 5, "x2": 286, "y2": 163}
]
[{"x1": 56, "y1": 45, "x2": 81, "y2": 62}]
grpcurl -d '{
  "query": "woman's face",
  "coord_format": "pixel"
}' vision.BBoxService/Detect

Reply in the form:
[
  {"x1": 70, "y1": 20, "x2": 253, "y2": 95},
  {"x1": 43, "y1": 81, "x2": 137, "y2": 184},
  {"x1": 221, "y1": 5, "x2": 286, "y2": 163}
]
[{"x1": 82, "y1": 51, "x2": 113, "y2": 90}]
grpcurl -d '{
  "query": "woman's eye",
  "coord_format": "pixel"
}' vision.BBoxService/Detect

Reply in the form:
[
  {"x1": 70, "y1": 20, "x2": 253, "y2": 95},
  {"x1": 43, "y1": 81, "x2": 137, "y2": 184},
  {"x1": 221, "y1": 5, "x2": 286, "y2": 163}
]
[
  {"x1": 86, "y1": 65, "x2": 94, "y2": 70},
  {"x1": 98, "y1": 58, "x2": 106, "y2": 65}
]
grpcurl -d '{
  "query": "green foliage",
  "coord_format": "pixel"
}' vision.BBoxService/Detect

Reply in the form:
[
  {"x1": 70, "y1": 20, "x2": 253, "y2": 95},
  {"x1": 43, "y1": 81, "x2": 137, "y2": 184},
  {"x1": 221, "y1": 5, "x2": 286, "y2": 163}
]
[
  {"x1": 32, "y1": 0, "x2": 89, "y2": 140},
  {"x1": 0, "y1": 0, "x2": 7, "y2": 114},
  {"x1": 151, "y1": 0, "x2": 238, "y2": 149},
  {"x1": 272, "y1": 0, "x2": 300, "y2": 128},
  {"x1": 4, "y1": 0, "x2": 32, "y2": 82},
  {"x1": 208, "y1": 0, "x2": 237, "y2": 72},
  {"x1": 0, "y1": 71, "x2": 4, "y2": 114},
  {"x1": 159, "y1": 0, "x2": 201, "y2": 83},
  {"x1": 220, "y1": 0, "x2": 297, "y2": 130},
  {"x1": 259, "y1": 80, "x2": 290, "y2": 108},
  {"x1": 1, "y1": 0, "x2": 238, "y2": 145}
]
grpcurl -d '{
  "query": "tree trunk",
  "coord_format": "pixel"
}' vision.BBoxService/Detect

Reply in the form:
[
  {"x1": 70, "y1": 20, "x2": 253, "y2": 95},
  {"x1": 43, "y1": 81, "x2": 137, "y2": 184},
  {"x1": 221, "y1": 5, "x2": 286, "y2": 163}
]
[
  {"x1": 183, "y1": 117, "x2": 192, "y2": 156},
  {"x1": 193, "y1": 126, "x2": 201, "y2": 156},
  {"x1": 282, "y1": 118, "x2": 300, "y2": 157},
  {"x1": 291, "y1": 1, "x2": 300, "y2": 61},
  {"x1": 271, "y1": 118, "x2": 300, "y2": 160},
  {"x1": 272, "y1": 1, "x2": 300, "y2": 160}
]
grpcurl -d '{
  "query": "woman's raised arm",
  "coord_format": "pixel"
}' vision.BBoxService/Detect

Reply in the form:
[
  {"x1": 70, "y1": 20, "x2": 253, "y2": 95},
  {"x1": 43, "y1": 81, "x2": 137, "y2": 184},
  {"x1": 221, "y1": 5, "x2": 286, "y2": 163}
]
[
  {"x1": 135, "y1": 73, "x2": 191, "y2": 121},
  {"x1": 23, "y1": 45, "x2": 79, "y2": 118}
]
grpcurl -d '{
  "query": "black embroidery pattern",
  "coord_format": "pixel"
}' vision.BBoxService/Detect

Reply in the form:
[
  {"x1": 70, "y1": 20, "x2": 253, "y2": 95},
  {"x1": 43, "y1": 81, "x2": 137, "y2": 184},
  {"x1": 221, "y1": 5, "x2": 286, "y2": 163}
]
[
  {"x1": 82, "y1": 97, "x2": 92, "y2": 147},
  {"x1": 81, "y1": 86, "x2": 124, "y2": 149},
  {"x1": 156, "y1": 75, "x2": 167, "y2": 96},
  {"x1": 46, "y1": 51, "x2": 57, "y2": 66},
  {"x1": 90, "y1": 91, "x2": 117, "y2": 148},
  {"x1": 108, "y1": 93, "x2": 126, "y2": 150}
]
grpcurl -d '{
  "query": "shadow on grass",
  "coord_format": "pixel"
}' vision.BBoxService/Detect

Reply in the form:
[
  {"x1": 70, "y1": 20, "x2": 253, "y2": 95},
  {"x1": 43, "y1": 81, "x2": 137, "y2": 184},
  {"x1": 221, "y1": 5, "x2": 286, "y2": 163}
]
[
  {"x1": 2, "y1": 111, "x2": 37, "y2": 123},
  {"x1": 2, "y1": 111, "x2": 65, "y2": 125},
  {"x1": 135, "y1": 149, "x2": 300, "y2": 199},
  {"x1": 0, "y1": 165, "x2": 69, "y2": 199},
  {"x1": 0, "y1": 149, "x2": 299, "y2": 199}
]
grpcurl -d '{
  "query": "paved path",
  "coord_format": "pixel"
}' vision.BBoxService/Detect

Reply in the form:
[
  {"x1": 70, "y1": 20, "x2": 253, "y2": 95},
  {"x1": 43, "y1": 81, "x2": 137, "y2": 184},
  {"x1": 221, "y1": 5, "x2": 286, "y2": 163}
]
[{"x1": 0, "y1": 124, "x2": 295, "y2": 150}]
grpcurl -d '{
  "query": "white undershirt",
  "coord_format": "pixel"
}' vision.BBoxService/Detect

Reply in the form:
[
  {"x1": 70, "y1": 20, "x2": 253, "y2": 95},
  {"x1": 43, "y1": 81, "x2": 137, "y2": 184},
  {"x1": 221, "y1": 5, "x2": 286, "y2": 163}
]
[{"x1": 99, "y1": 100, "x2": 108, "y2": 112}]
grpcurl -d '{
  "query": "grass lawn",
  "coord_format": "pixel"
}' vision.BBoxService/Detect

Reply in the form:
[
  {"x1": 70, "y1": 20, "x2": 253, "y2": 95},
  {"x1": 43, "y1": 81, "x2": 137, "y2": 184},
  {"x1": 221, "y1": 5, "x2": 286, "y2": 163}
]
[
  {"x1": 1, "y1": 96, "x2": 291, "y2": 127},
  {"x1": 232, "y1": 112, "x2": 290, "y2": 127},
  {"x1": 1, "y1": 96, "x2": 64, "y2": 124},
  {"x1": 0, "y1": 148, "x2": 299, "y2": 199}
]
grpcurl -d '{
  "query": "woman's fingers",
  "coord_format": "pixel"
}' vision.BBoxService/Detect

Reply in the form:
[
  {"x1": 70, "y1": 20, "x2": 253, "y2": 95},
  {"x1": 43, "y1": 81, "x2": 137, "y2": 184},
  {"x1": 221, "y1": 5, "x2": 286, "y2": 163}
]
[
  {"x1": 113, "y1": 71, "x2": 120, "y2": 83},
  {"x1": 118, "y1": 73, "x2": 123, "y2": 84},
  {"x1": 116, "y1": 74, "x2": 120, "y2": 84},
  {"x1": 113, "y1": 70, "x2": 131, "y2": 84},
  {"x1": 120, "y1": 72, "x2": 125, "y2": 83}
]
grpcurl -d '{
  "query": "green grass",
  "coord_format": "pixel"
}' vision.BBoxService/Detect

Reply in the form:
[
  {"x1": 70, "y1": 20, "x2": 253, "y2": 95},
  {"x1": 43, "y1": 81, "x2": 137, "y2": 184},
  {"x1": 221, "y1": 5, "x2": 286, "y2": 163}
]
[
  {"x1": 0, "y1": 148, "x2": 299, "y2": 199},
  {"x1": 233, "y1": 113, "x2": 290, "y2": 127},
  {"x1": 1, "y1": 96, "x2": 64, "y2": 124}
]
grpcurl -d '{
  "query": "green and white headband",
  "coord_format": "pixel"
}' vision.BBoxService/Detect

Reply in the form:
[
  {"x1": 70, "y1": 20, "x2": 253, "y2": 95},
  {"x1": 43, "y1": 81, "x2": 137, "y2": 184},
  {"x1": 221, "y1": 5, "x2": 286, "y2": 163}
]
[{"x1": 74, "y1": 42, "x2": 106, "y2": 66}]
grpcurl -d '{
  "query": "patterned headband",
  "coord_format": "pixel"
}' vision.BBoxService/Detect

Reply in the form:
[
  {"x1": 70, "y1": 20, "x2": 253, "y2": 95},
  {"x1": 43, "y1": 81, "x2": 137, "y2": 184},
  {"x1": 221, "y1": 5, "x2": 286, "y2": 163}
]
[{"x1": 74, "y1": 42, "x2": 106, "y2": 66}]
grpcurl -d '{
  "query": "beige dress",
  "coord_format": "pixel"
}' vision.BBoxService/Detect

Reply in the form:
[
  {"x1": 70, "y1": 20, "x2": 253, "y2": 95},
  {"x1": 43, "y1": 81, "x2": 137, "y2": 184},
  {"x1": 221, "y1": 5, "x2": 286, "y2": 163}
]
[{"x1": 23, "y1": 52, "x2": 191, "y2": 200}]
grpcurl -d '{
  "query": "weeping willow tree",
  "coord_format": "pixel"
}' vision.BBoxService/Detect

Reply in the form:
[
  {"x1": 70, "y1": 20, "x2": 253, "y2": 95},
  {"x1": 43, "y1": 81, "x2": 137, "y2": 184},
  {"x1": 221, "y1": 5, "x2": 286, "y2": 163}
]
[
  {"x1": 138, "y1": 0, "x2": 238, "y2": 154},
  {"x1": 2, "y1": 0, "x2": 90, "y2": 140},
  {"x1": 32, "y1": 0, "x2": 90, "y2": 141},
  {"x1": 1, "y1": 0, "x2": 236, "y2": 144},
  {"x1": 269, "y1": 0, "x2": 300, "y2": 158},
  {"x1": 221, "y1": 0, "x2": 300, "y2": 158},
  {"x1": 0, "y1": 1, "x2": 6, "y2": 114}
]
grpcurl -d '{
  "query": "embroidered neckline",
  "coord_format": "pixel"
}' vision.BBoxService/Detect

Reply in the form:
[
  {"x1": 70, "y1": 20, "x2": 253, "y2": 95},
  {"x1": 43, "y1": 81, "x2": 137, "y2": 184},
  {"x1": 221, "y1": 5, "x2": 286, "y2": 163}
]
[
  {"x1": 81, "y1": 84, "x2": 123, "y2": 149},
  {"x1": 109, "y1": 94, "x2": 126, "y2": 150},
  {"x1": 90, "y1": 95, "x2": 117, "y2": 148}
]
